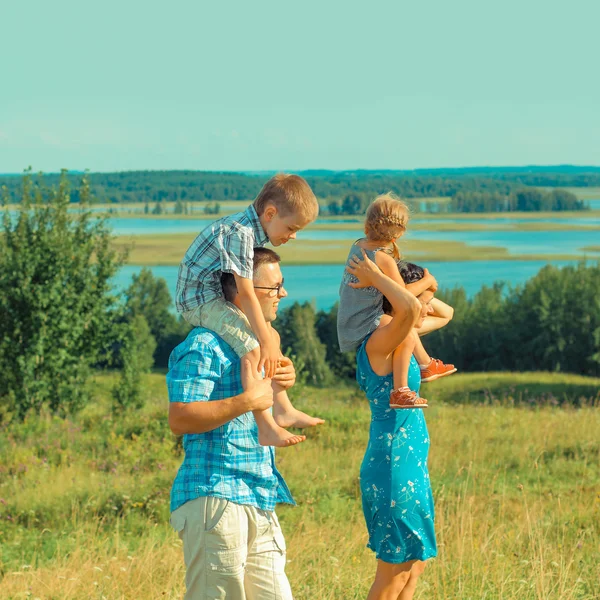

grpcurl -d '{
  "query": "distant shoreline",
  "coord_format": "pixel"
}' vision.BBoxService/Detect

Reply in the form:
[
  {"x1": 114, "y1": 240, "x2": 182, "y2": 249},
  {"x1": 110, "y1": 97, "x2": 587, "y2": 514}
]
[
  {"x1": 112, "y1": 234, "x2": 596, "y2": 266},
  {"x1": 69, "y1": 205, "x2": 600, "y2": 233}
]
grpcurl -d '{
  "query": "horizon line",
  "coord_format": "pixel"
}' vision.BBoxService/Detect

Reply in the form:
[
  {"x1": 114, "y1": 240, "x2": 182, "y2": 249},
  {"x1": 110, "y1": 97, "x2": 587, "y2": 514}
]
[{"x1": 1, "y1": 163, "x2": 600, "y2": 177}]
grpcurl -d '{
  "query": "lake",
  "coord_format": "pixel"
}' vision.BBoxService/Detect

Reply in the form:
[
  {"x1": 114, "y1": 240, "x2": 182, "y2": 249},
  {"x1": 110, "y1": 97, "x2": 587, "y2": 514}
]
[
  {"x1": 7, "y1": 213, "x2": 598, "y2": 255},
  {"x1": 108, "y1": 208, "x2": 599, "y2": 307},
  {"x1": 107, "y1": 216, "x2": 599, "y2": 256},
  {"x1": 401, "y1": 229, "x2": 599, "y2": 256},
  {"x1": 588, "y1": 199, "x2": 600, "y2": 210},
  {"x1": 114, "y1": 259, "x2": 584, "y2": 311},
  {"x1": 5, "y1": 206, "x2": 598, "y2": 306},
  {"x1": 417, "y1": 216, "x2": 600, "y2": 225}
]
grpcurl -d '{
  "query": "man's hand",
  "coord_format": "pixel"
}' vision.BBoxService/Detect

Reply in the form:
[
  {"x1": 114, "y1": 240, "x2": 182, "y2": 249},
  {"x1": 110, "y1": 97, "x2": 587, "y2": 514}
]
[
  {"x1": 346, "y1": 250, "x2": 383, "y2": 289},
  {"x1": 241, "y1": 358, "x2": 274, "y2": 412},
  {"x1": 273, "y1": 356, "x2": 296, "y2": 390}
]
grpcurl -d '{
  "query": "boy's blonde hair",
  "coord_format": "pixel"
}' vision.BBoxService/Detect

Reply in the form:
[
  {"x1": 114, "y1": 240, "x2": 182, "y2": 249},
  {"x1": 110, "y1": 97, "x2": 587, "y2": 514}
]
[
  {"x1": 364, "y1": 193, "x2": 410, "y2": 259},
  {"x1": 253, "y1": 173, "x2": 319, "y2": 221}
]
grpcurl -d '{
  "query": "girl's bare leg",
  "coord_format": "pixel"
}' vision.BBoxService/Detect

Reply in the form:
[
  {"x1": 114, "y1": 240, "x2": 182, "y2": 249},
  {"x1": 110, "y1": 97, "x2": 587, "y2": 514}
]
[
  {"x1": 412, "y1": 331, "x2": 431, "y2": 366},
  {"x1": 392, "y1": 333, "x2": 417, "y2": 391},
  {"x1": 367, "y1": 559, "x2": 415, "y2": 600},
  {"x1": 397, "y1": 561, "x2": 427, "y2": 600}
]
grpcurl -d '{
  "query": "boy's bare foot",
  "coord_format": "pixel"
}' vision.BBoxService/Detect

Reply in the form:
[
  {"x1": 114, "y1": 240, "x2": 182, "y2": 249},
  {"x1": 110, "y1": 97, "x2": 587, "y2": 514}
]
[
  {"x1": 420, "y1": 358, "x2": 457, "y2": 383},
  {"x1": 274, "y1": 409, "x2": 325, "y2": 429},
  {"x1": 258, "y1": 425, "x2": 306, "y2": 447}
]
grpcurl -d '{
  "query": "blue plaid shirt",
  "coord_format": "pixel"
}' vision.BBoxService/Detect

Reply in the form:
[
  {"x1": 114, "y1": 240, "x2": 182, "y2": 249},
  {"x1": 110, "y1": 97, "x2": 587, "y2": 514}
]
[
  {"x1": 167, "y1": 327, "x2": 295, "y2": 513},
  {"x1": 175, "y1": 205, "x2": 269, "y2": 313}
]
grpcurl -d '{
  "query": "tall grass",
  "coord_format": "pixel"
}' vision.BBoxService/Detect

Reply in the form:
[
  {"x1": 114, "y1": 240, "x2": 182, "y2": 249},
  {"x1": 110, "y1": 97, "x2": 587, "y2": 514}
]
[{"x1": 0, "y1": 372, "x2": 598, "y2": 599}]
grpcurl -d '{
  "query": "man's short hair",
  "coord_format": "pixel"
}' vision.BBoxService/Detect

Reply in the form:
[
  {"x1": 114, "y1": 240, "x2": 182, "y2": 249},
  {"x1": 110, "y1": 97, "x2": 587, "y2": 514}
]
[
  {"x1": 221, "y1": 248, "x2": 282, "y2": 302},
  {"x1": 253, "y1": 173, "x2": 319, "y2": 222}
]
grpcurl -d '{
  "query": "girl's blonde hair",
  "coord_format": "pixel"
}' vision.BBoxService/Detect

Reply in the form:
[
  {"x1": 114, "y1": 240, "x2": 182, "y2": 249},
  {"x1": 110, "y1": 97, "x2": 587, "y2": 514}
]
[{"x1": 364, "y1": 193, "x2": 410, "y2": 259}]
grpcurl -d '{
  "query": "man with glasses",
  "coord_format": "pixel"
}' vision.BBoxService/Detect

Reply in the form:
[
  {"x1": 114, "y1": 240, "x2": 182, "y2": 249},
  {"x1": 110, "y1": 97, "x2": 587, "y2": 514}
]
[{"x1": 167, "y1": 247, "x2": 323, "y2": 600}]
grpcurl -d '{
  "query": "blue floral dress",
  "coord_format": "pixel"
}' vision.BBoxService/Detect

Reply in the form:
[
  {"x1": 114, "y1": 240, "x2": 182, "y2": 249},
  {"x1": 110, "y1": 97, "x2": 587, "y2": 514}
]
[{"x1": 357, "y1": 337, "x2": 437, "y2": 564}]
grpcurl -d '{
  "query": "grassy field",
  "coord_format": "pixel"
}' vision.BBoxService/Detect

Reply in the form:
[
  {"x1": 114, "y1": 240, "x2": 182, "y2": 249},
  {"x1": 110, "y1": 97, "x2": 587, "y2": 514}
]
[
  {"x1": 0, "y1": 372, "x2": 599, "y2": 599},
  {"x1": 113, "y1": 234, "x2": 582, "y2": 266}
]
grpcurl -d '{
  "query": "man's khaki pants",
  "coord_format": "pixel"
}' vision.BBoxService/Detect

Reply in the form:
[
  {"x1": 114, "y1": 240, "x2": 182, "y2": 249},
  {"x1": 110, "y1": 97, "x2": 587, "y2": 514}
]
[{"x1": 170, "y1": 496, "x2": 293, "y2": 600}]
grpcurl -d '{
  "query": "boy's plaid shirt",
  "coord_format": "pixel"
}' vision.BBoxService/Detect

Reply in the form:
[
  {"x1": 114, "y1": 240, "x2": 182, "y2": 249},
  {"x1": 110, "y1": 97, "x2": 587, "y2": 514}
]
[
  {"x1": 175, "y1": 205, "x2": 269, "y2": 313},
  {"x1": 167, "y1": 327, "x2": 295, "y2": 513}
]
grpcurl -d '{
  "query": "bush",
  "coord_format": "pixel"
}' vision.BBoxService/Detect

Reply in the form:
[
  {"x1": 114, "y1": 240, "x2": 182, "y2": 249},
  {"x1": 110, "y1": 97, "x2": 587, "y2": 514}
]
[
  {"x1": 427, "y1": 261, "x2": 600, "y2": 376},
  {"x1": 274, "y1": 302, "x2": 333, "y2": 385},
  {"x1": 112, "y1": 315, "x2": 156, "y2": 413},
  {"x1": 123, "y1": 267, "x2": 190, "y2": 368},
  {"x1": 0, "y1": 171, "x2": 126, "y2": 421},
  {"x1": 315, "y1": 303, "x2": 356, "y2": 380}
]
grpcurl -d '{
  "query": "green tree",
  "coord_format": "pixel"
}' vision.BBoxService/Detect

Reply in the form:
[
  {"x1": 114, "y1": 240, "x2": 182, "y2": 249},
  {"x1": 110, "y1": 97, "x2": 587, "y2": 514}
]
[
  {"x1": 327, "y1": 200, "x2": 341, "y2": 215},
  {"x1": 423, "y1": 287, "x2": 470, "y2": 370},
  {"x1": 203, "y1": 201, "x2": 221, "y2": 215},
  {"x1": 315, "y1": 303, "x2": 355, "y2": 379},
  {"x1": 123, "y1": 268, "x2": 190, "y2": 367},
  {"x1": 341, "y1": 194, "x2": 363, "y2": 215},
  {"x1": 0, "y1": 168, "x2": 595, "y2": 210},
  {"x1": 510, "y1": 262, "x2": 600, "y2": 374},
  {"x1": 174, "y1": 199, "x2": 188, "y2": 214},
  {"x1": 0, "y1": 170, "x2": 126, "y2": 421},
  {"x1": 275, "y1": 302, "x2": 332, "y2": 385},
  {"x1": 112, "y1": 314, "x2": 156, "y2": 413},
  {"x1": 427, "y1": 262, "x2": 600, "y2": 377}
]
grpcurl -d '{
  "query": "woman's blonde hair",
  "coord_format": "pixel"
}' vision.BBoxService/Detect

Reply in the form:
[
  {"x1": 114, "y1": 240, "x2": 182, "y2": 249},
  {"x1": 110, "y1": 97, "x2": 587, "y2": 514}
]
[{"x1": 364, "y1": 193, "x2": 410, "y2": 259}]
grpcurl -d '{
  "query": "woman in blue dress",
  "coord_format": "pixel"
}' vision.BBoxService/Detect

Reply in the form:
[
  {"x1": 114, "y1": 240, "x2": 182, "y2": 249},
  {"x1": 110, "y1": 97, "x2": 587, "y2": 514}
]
[{"x1": 347, "y1": 251, "x2": 452, "y2": 600}]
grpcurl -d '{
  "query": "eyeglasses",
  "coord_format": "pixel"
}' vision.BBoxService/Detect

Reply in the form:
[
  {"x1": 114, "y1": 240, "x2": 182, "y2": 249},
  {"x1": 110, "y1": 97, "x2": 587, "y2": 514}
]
[{"x1": 254, "y1": 279, "x2": 285, "y2": 297}]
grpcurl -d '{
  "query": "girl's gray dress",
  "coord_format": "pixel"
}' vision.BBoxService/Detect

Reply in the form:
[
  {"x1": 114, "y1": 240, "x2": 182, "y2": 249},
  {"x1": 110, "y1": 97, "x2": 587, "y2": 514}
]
[{"x1": 337, "y1": 244, "x2": 390, "y2": 352}]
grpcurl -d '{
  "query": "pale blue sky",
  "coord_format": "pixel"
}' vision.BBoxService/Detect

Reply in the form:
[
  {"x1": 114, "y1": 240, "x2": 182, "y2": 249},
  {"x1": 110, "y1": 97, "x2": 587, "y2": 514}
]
[{"x1": 1, "y1": 0, "x2": 598, "y2": 172}]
